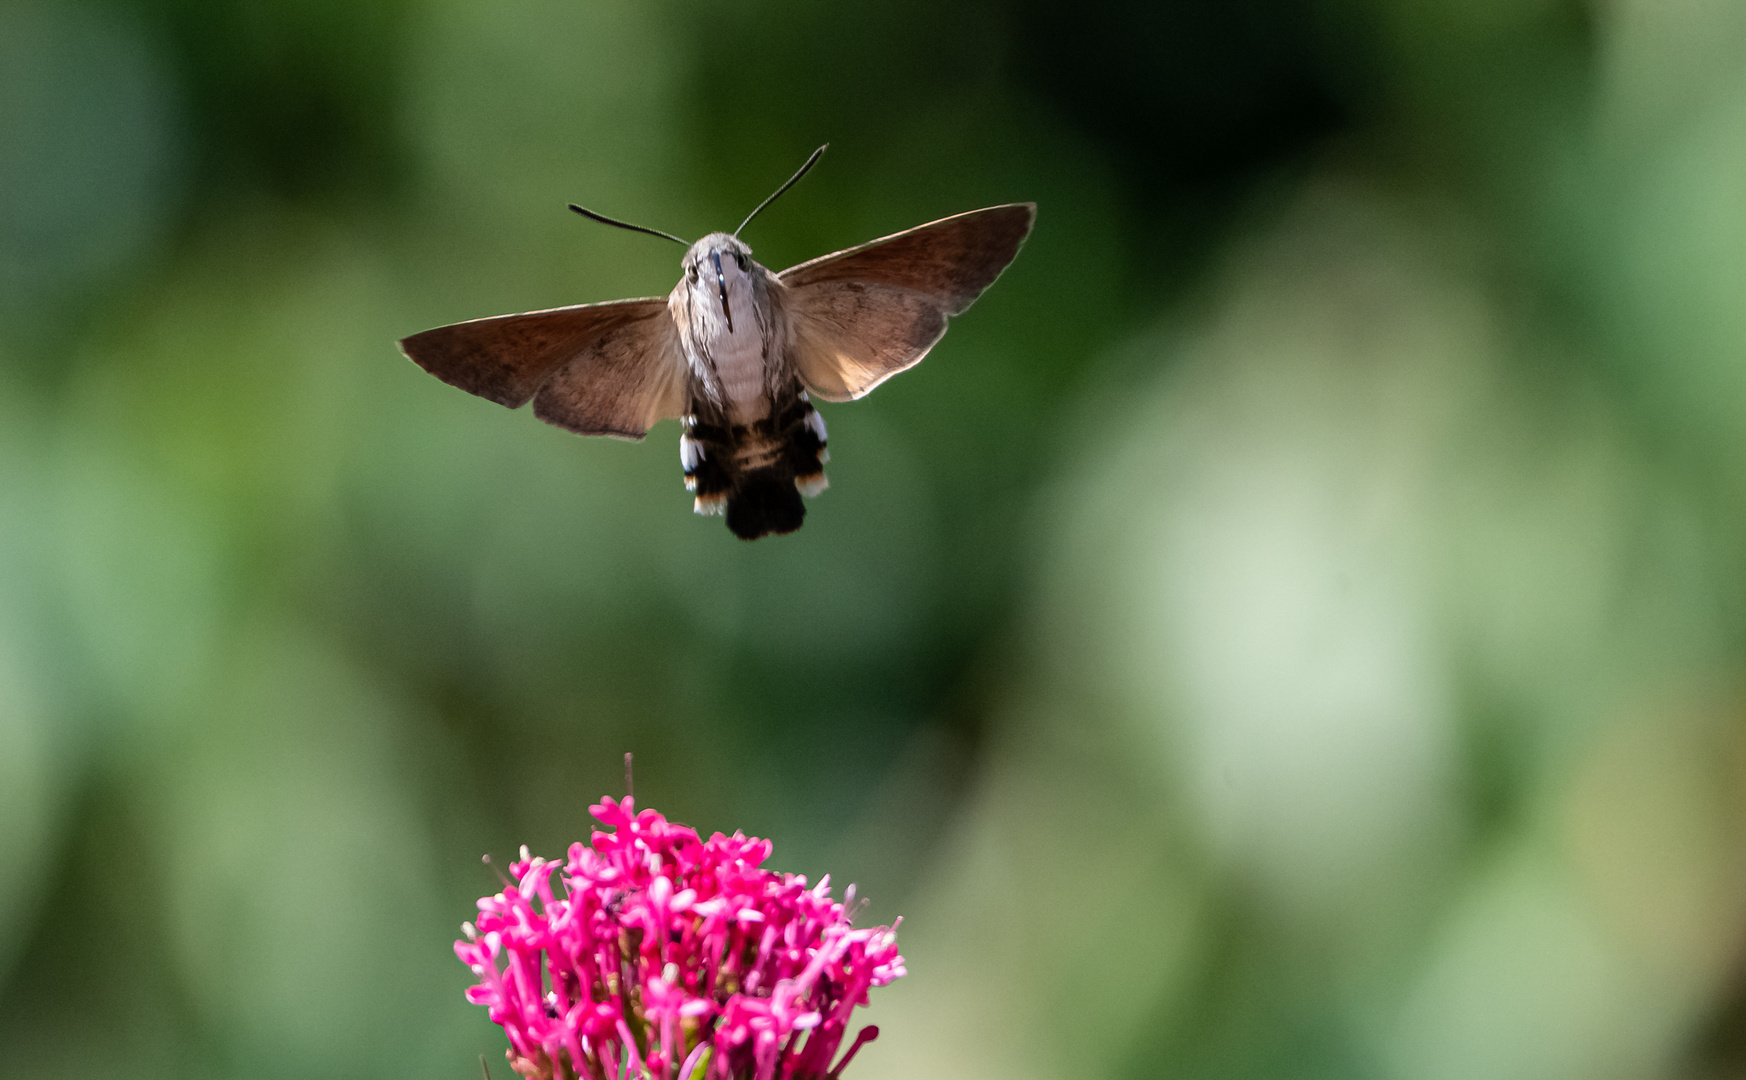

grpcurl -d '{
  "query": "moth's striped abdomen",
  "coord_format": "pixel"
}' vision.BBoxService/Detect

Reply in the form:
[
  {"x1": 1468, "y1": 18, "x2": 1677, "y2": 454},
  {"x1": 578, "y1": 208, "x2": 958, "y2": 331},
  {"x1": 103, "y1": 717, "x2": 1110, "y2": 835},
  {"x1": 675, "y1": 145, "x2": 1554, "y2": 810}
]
[{"x1": 682, "y1": 395, "x2": 828, "y2": 540}]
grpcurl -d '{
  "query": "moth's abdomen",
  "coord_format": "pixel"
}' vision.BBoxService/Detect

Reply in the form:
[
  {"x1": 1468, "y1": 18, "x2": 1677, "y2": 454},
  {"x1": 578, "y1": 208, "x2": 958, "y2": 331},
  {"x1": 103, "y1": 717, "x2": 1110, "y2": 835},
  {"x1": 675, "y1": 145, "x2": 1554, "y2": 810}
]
[{"x1": 682, "y1": 396, "x2": 829, "y2": 540}]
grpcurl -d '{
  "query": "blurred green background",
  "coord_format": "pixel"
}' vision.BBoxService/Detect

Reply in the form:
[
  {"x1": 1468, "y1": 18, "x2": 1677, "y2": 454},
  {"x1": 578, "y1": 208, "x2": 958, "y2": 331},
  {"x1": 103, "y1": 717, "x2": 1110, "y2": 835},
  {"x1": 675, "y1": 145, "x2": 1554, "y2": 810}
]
[{"x1": 5, "y1": 1, "x2": 1746, "y2": 1079}]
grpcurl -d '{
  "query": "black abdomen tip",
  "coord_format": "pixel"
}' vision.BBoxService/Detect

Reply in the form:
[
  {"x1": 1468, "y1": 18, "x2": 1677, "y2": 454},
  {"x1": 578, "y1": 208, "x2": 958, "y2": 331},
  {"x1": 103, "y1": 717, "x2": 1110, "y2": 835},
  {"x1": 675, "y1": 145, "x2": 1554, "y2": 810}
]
[{"x1": 726, "y1": 474, "x2": 805, "y2": 540}]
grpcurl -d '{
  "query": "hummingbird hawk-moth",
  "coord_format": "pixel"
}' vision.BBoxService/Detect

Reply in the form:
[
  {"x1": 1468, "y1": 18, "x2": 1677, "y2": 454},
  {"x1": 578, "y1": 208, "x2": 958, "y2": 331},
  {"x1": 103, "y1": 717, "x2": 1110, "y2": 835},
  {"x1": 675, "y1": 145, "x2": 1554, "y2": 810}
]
[{"x1": 399, "y1": 146, "x2": 1034, "y2": 540}]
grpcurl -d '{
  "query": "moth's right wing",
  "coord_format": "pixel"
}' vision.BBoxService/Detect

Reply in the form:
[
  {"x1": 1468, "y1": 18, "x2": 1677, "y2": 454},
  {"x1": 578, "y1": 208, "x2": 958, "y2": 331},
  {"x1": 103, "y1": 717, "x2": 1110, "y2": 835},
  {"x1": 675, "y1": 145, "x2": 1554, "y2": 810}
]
[
  {"x1": 399, "y1": 298, "x2": 687, "y2": 441},
  {"x1": 777, "y1": 203, "x2": 1035, "y2": 402}
]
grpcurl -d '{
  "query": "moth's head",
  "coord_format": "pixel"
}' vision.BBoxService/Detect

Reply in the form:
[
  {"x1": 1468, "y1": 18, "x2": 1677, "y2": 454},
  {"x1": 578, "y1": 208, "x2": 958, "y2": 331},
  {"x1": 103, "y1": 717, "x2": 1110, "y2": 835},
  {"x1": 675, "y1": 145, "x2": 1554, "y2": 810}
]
[
  {"x1": 683, "y1": 232, "x2": 754, "y2": 282},
  {"x1": 682, "y1": 233, "x2": 759, "y2": 333}
]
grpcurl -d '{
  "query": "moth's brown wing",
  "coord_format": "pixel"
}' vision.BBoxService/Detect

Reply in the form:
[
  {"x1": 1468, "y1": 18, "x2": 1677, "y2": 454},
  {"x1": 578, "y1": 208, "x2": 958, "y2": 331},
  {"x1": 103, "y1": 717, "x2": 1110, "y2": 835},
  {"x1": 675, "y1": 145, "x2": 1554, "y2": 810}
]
[
  {"x1": 399, "y1": 298, "x2": 687, "y2": 441},
  {"x1": 776, "y1": 203, "x2": 1035, "y2": 401}
]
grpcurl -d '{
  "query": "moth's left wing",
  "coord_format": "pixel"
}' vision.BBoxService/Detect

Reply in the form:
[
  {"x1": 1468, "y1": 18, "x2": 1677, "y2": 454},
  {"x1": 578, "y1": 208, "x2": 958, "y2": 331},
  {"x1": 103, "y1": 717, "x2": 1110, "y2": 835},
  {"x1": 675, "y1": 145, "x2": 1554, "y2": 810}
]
[
  {"x1": 399, "y1": 297, "x2": 687, "y2": 441},
  {"x1": 777, "y1": 203, "x2": 1034, "y2": 402}
]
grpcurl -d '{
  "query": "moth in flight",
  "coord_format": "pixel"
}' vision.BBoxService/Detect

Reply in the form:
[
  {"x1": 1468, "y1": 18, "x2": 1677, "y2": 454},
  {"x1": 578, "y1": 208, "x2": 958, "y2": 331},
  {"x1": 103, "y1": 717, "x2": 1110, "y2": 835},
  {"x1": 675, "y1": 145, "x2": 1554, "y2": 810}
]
[{"x1": 400, "y1": 146, "x2": 1034, "y2": 539}]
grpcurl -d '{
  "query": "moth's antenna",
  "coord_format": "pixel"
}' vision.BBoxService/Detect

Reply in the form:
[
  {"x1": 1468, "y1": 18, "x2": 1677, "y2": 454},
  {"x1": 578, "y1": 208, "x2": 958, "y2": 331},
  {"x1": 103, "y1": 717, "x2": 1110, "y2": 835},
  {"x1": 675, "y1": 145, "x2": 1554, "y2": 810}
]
[
  {"x1": 568, "y1": 204, "x2": 689, "y2": 247},
  {"x1": 736, "y1": 144, "x2": 828, "y2": 237},
  {"x1": 480, "y1": 1055, "x2": 494, "y2": 1080},
  {"x1": 624, "y1": 752, "x2": 634, "y2": 802}
]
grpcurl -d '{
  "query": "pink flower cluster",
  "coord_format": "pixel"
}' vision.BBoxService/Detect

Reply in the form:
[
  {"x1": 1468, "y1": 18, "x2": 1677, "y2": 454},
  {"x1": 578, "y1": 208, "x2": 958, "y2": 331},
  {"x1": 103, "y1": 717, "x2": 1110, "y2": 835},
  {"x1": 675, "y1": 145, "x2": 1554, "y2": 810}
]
[{"x1": 456, "y1": 798, "x2": 905, "y2": 1080}]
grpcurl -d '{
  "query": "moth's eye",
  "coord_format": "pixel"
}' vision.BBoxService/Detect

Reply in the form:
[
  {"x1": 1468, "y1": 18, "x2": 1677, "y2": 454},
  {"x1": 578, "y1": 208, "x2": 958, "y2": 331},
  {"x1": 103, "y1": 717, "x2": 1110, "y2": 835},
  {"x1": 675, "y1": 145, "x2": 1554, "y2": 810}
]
[
  {"x1": 735, "y1": 253, "x2": 748, "y2": 271},
  {"x1": 687, "y1": 266, "x2": 698, "y2": 283}
]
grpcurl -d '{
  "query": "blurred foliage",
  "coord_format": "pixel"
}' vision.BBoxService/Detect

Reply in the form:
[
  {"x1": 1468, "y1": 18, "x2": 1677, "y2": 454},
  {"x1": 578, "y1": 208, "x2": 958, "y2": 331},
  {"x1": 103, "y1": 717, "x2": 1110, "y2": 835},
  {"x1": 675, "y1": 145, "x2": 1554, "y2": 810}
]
[{"x1": 5, "y1": 2, "x2": 1746, "y2": 1080}]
